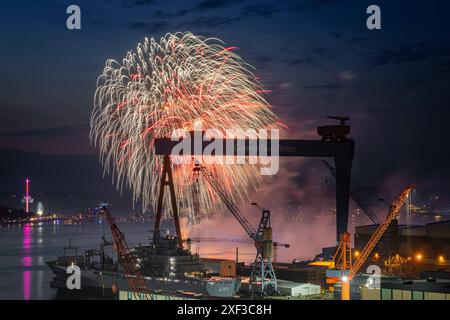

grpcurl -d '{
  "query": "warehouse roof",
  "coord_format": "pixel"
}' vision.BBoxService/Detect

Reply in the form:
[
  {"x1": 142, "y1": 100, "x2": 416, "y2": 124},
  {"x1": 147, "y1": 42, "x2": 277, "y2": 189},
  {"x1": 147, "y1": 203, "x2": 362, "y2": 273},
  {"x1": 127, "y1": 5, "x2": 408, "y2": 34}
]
[{"x1": 277, "y1": 280, "x2": 319, "y2": 289}]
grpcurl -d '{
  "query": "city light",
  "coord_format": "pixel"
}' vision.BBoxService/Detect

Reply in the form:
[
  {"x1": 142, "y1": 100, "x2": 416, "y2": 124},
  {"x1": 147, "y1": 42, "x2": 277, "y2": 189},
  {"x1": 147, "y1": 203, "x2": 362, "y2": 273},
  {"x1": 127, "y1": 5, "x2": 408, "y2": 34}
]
[
  {"x1": 354, "y1": 251, "x2": 360, "y2": 258},
  {"x1": 415, "y1": 253, "x2": 423, "y2": 261},
  {"x1": 438, "y1": 255, "x2": 445, "y2": 263}
]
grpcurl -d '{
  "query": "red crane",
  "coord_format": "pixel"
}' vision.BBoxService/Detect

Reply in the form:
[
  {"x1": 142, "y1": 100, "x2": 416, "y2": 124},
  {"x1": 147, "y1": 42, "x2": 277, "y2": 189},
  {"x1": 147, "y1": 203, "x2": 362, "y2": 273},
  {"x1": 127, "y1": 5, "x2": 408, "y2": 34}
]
[{"x1": 100, "y1": 206, "x2": 152, "y2": 300}]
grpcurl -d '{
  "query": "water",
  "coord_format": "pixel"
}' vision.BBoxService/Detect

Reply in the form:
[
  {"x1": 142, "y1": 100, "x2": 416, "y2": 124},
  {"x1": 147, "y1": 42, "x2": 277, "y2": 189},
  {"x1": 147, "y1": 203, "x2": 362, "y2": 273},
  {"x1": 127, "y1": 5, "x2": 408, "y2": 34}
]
[
  {"x1": 0, "y1": 221, "x2": 151, "y2": 300},
  {"x1": 0, "y1": 220, "x2": 257, "y2": 300}
]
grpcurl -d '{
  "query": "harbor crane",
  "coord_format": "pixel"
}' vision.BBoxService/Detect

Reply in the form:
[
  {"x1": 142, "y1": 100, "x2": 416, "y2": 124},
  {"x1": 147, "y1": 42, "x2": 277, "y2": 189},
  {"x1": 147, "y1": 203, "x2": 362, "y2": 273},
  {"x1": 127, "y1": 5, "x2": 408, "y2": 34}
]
[
  {"x1": 251, "y1": 202, "x2": 290, "y2": 263},
  {"x1": 328, "y1": 184, "x2": 415, "y2": 300},
  {"x1": 193, "y1": 163, "x2": 287, "y2": 295},
  {"x1": 100, "y1": 205, "x2": 152, "y2": 300}
]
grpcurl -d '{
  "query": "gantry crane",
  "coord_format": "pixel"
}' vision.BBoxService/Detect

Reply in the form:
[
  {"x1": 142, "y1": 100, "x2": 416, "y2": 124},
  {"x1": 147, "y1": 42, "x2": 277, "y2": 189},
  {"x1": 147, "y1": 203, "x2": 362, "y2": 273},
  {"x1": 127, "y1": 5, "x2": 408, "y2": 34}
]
[
  {"x1": 193, "y1": 163, "x2": 285, "y2": 295},
  {"x1": 322, "y1": 160, "x2": 382, "y2": 225},
  {"x1": 328, "y1": 184, "x2": 415, "y2": 300},
  {"x1": 100, "y1": 205, "x2": 152, "y2": 300}
]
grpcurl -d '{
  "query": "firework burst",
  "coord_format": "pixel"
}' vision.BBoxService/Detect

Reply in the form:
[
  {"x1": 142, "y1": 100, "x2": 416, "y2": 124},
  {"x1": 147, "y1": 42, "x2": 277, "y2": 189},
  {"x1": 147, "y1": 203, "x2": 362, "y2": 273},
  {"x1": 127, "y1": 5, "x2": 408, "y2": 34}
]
[{"x1": 90, "y1": 32, "x2": 278, "y2": 220}]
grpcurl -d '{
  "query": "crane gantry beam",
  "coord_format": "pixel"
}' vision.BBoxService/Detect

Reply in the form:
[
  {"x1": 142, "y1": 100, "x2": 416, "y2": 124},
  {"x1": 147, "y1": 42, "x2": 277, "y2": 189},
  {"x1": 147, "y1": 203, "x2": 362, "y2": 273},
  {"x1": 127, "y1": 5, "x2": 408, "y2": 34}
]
[{"x1": 155, "y1": 131, "x2": 355, "y2": 242}]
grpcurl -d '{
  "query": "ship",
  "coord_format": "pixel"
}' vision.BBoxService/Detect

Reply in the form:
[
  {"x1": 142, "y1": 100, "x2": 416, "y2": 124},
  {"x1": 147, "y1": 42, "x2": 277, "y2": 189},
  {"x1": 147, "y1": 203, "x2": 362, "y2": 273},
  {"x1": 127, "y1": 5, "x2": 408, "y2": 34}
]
[{"x1": 46, "y1": 234, "x2": 241, "y2": 299}]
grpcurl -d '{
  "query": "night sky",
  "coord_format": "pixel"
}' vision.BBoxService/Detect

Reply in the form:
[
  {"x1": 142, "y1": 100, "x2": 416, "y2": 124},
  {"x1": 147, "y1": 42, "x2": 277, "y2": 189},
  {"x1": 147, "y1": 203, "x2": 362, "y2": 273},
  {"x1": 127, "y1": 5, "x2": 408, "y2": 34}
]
[{"x1": 1, "y1": 0, "x2": 450, "y2": 214}]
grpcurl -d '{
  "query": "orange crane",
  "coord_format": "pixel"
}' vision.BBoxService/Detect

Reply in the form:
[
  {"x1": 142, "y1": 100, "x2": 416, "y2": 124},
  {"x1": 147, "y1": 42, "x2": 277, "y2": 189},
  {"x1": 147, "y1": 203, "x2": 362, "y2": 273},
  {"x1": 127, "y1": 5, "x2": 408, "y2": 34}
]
[
  {"x1": 327, "y1": 184, "x2": 415, "y2": 300},
  {"x1": 100, "y1": 205, "x2": 152, "y2": 300}
]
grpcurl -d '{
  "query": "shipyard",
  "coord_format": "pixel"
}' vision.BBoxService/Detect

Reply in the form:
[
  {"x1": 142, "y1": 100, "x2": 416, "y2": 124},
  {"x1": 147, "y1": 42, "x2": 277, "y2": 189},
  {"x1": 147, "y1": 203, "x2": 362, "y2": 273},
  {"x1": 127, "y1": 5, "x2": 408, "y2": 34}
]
[
  {"x1": 2, "y1": 117, "x2": 450, "y2": 302},
  {"x1": 0, "y1": 1, "x2": 449, "y2": 314}
]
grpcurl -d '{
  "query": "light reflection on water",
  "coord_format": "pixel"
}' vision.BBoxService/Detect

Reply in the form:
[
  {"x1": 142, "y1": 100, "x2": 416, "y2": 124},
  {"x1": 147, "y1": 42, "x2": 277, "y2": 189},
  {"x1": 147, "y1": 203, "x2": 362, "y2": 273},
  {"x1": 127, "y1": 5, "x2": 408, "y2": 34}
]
[
  {"x1": 22, "y1": 225, "x2": 32, "y2": 300},
  {"x1": 0, "y1": 220, "x2": 261, "y2": 299},
  {"x1": 0, "y1": 221, "x2": 150, "y2": 300}
]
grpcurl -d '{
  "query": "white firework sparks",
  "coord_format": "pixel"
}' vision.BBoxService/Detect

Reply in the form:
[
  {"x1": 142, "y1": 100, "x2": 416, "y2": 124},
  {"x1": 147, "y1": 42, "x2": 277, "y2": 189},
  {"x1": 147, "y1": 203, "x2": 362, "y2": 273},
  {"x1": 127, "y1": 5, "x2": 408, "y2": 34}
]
[{"x1": 90, "y1": 32, "x2": 279, "y2": 220}]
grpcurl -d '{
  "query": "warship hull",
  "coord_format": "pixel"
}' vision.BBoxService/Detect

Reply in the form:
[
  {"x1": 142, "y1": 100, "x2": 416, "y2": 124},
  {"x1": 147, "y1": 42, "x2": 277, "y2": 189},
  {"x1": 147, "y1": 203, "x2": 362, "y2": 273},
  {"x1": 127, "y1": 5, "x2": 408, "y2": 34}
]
[
  {"x1": 47, "y1": 261, "x2": 240, "y2": 299},
  {"x1": 47, "y1": 233, "x2": 241, "y2": 299}
]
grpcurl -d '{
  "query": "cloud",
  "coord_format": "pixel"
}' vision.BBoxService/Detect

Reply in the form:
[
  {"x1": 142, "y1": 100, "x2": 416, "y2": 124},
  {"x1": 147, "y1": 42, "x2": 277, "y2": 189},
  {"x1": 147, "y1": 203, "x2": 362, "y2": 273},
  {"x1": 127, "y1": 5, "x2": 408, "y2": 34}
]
[
  {"x1": 0, "y1": 123, "x2": 89, "y2": 138},
  {"x1": 153, "y1": 9, "x2": 189, "y2": 19},
  {"x1": 284, "y1": 56, "x2": 319, "y2": 66},
  {"x1": 122, "y1": 0, "x2": 157, "y2": 7},
  {"x1": 243, "y1": 4, "x2": 280, "y2": 18},
  {"x1": 303, "y1": 83, "x2": 343, "y2": 90},
  {"x1": 329, "y1": 32, "x2": 341, "y2": 38},
  {"x1": 194, "y1": 0, "x2": 240, "y2": 12},
  {"x1": 311, "y1": 47, "x2": 337, "y2": 59},
  {"x1": 407, "y1": 79, "x2": 428, "y2": 87},
  {"x1": 357, "y1": 42, "x2": 450, "y2": 76},
  {"x1": 178, "y1": 16, "x2": 241, "y2": 29},
  {"x1": 293, "y1": 0, "x2": 343, "y2": 11},
  {"x1": 364, "y1": 42, "x2": 434, "y2": 67},
  {"x1": 348, "y1": 36, "x2": 369, "y2": 43},
  {"x1": 250, "y1": 55, "x2": 274, "y2": 68},
  {"x1": 434, "y1": 58, "x2": 450, "y2": 74},
  {"x1": 129, "y1": 21, "x2": 171, "y2": 33}
]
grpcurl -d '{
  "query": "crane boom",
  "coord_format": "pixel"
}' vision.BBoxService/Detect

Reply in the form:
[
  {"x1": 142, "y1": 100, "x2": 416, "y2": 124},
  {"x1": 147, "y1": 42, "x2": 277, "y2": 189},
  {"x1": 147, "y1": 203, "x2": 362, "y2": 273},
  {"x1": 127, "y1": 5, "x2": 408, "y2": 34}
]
[
  {"x1": 184, "y1": 237, "x2": 290, "y2": 248},
  {"x1": 349, "y1": 184, "x2": 415, "y2": 278},
  {"x1": 194, "y1": 164, "x2": 285, "y2": 295},
  {"x1": 101, "y1": 206, "x2": 151, "y2": 300},
  {"x1": 196, "y1": 164, "x2": 257, "y2": 239}
]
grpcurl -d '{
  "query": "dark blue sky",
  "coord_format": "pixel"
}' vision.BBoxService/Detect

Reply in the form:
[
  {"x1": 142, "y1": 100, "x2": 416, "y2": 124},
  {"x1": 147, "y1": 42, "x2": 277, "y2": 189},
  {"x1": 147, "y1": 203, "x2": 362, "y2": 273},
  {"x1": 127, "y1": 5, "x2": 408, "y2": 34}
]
[{"x1": 1, "y1": 0, "x2": 450, "y2": 207}]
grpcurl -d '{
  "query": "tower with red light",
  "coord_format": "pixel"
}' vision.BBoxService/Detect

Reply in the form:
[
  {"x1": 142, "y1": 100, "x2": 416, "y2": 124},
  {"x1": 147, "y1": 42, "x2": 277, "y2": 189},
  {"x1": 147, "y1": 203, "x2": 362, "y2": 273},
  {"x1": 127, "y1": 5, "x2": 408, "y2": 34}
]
[{"x1": 21, "y1": 178, "x2": 33, "y2": 213}]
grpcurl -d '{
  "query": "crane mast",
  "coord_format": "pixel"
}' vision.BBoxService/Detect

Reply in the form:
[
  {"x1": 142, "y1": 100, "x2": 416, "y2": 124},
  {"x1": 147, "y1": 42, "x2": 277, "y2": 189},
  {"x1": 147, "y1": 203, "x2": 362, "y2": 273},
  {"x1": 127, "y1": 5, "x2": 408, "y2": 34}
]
[
  {"x1": 100, "y1": 206, "x2": 151, "y2": 300},
  {"x1": 194, "y1": 164, "x2": 279, "y2": 295}
]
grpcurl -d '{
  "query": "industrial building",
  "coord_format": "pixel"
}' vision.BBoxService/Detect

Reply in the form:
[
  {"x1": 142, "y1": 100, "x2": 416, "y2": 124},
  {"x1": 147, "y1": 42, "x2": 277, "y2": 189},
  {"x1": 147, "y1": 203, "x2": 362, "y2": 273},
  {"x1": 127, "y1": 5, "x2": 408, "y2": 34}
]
[
  {"x1": 238, "y1": 262, "x2": 327, "y2": 288},
  {"x1": 360, "y1": 278, "x2": 450, "y2": 300},
  {"x1": 201, "y1": 258, "x2": 238, "y2": 277},
  {"x1": 277, "y1": 280, "x2": 321, "y2": 297},
  {"x1": 355, "y1": 219, "x2": 450, "y2": 264}
]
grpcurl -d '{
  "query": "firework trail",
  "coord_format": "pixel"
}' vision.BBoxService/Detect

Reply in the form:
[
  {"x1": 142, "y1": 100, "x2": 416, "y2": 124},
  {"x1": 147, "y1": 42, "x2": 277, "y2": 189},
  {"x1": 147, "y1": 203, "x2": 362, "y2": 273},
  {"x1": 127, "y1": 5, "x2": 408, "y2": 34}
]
[{"x1": 90, "y1": 32, "x2": 279, "y2": 220}]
